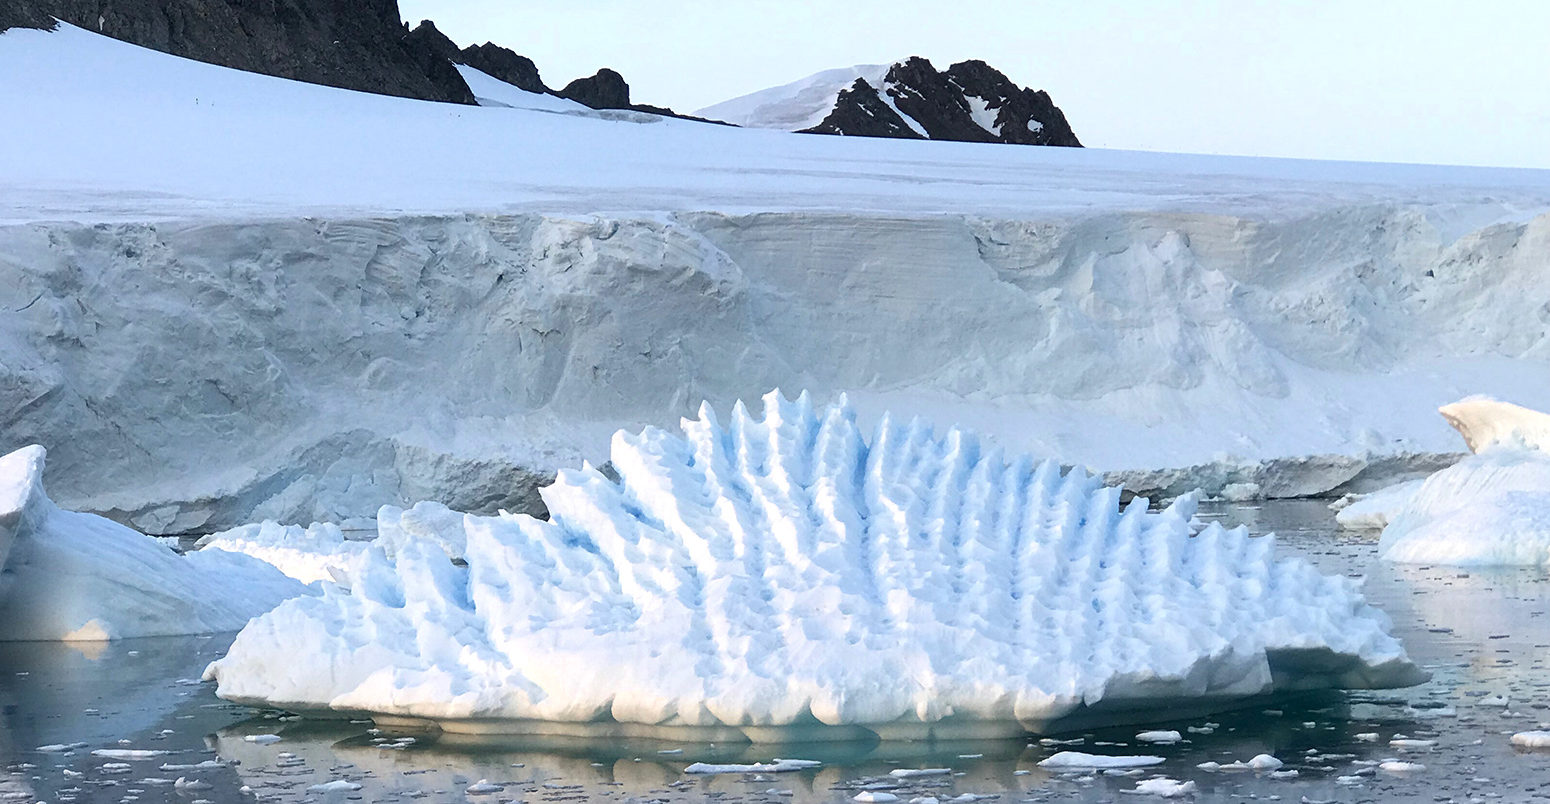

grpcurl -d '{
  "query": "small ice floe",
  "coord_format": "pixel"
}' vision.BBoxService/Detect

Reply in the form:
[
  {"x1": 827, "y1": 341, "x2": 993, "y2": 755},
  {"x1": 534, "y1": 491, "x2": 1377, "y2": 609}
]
[
  {"x1": 889, "y1": 768, "x2": 951, "y2": 778},
  {"x1": 853, "y1": 793, "x2": 899, "y2": 803},
  {"x1": 1196, "y1": 754, "x2": 1281, "y2": 771},
  {"x1": 90, "y1": 749, "x2": 169, "y2": 759},
  {"x1": 1388, "y1": 738, "x2": 1436, "y2": 749},
  {"x1": 956, "y1": 753, "x2": 983, "y2": 759},
  {"x1": 1510, "y1": 731, "x2": 1550, "y2": 748},
  {"x1": 945, "y1": 795, "x2": 995, "y2": 802},
  {"x1": 307, "y1": 779, "x2": 363, "y2": 792},
  {"x1": 1037, "y1": 752, "x2": 1164, "y2": 770},
  {"x1": 242, "y1": 734, "x2": 281, "y2": 745},
  {"x1": 35, "y1": 742, "x2": 88, "y2": 753},
  {"x1": 464, "y1": 779, "x2": 504, "y2": 794},
  {"x1": 1129, "y1": 777, "x2": 1196, "y2": 797},
  {"x1": 764, "y1": 790, "x2": 794, "y2": 797},
  {"x1": 1354, "y1": 732, "x2": 1379, "y2": 742},
  {"x1": 174, "y1": 777, "x2": 212, "y2": 790},
  {"x1": 1186, "y1": 725, "x2": 1214, "y2": 735},
  {"x1": 1104, "y1": 769, "x2": 1144, "y2": 777},
  {"x1": 1337, "y1": 775, "x2": 1365, "y2": 784},
  {"x1": 1481, "y1": 694, "x2": 1510, "y2": 707},
  {"x1": 1269, "y1": 769, "x2": 1298, "y2": 779},
  {"x1": 159, "y1": 760, "x2": 224, "y2": 771},
  {"x1": 1135, "y1": 730, "x2": 1183, "y2": 744},
  {"x1": 1379, "y1": 760, "x2": 1426, "y2": 772},
  {"x1": 657, "y1": 748, "x2": 683, "y2": 754},
  {"x1": 684, "y1": 759, "x2": 822, "y2": 774},
  {"x1": 1038, "y1": 737, "x2": 1084, "y2": 746}
]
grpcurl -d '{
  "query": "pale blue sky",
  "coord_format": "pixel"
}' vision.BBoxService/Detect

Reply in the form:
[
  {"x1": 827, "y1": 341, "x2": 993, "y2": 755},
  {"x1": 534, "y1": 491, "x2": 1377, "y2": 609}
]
[{"x1": 402, "y1": 1, "x2": 1550, "y2": 169}]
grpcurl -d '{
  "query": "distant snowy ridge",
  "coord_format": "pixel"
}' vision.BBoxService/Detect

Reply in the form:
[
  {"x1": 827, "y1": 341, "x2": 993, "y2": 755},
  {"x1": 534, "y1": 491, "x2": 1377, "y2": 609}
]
[
  {"x1": 204, "y1": 392, "x2": 1423, "y2": 741},
  {"x1": 697, "y1": 57, "x2": 1081, "y2": 146}
]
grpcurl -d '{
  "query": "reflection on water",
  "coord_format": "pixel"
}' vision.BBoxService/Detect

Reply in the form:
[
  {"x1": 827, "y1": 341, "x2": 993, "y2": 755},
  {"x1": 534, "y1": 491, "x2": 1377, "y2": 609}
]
[{"x1": 3, "y1": 499, "x2": 1550, "y2": 802}]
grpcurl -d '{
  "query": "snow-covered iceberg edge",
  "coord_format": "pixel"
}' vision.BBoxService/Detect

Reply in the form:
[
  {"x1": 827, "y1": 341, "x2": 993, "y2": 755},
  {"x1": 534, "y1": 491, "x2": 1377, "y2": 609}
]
[
  {"x1": 0, "y1": 445, "x2": 307, "y2": 640},
  {"x1": 1379, "y1": 396, "x2": 1550, "y2": 565},
  {"x1": 205, "y1": 392, "x2": 1424, "y2": 741}
]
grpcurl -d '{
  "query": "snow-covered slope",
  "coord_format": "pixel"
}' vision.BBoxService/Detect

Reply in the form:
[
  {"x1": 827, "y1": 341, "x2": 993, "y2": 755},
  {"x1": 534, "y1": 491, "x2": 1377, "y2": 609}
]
[
  {"x1": 696, "y1": 64, "x2": 892, "y2": 131},
  {"x1": 204, "y1": 393, "x2": 1422, "y2": 740},
  {"x1": 0, "y1": 445, "x2": 306, "y2": 640},
  {"x1": 1378, "y1": 397, "x2": 1550, "y2": 566},
  {"x1": 5, "y1": 24, "x2": 1550, "y2": 530},
  {"x1": 454, "y1": 64, "x2": 588, "y2": 113},
  {"x1": 698, "y1": 57, "x2": 1081, "y2": 147}
]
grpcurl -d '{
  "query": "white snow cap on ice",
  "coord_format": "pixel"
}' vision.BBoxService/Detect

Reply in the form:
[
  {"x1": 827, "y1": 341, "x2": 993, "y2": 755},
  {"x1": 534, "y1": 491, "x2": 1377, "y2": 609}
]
[
  {"x1": 204, "y1": 391, "x2": 1423, "y2": 740},
  {"x1": 1379, "y1": 396, "x2": 1550, "y2": 566},
  {"x1": 0, "y1": 445, "x2": 307, "y2": 641}
]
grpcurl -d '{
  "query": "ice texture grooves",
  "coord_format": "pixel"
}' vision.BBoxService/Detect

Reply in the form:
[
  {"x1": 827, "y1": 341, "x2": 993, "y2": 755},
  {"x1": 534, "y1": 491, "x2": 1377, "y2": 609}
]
[{"x1": 205, "y1": 392, "x2": 1423, "y2": 740}]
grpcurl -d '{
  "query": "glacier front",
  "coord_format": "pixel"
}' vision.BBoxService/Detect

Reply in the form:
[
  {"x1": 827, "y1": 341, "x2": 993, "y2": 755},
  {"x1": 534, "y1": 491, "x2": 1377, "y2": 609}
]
[{"x1": 204, "y1": 392, "x2": 1424, "y2": 741}]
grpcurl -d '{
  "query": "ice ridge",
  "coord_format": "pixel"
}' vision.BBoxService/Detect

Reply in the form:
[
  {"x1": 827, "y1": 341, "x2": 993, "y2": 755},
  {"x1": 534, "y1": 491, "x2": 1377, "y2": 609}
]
[{"x1": 205, "y1": 391, "x2": 1423, "y2": 740}]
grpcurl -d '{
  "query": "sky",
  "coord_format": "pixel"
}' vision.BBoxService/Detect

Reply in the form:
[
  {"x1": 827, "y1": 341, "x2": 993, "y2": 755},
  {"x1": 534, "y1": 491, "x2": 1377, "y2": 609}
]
[{"x1": 401, "y1": 0, "x2": 1550, "y2": 170}]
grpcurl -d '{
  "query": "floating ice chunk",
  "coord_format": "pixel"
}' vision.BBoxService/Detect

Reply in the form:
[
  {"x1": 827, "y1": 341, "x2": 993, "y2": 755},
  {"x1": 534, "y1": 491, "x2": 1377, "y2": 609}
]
[
  {"x1": 854, "y1": 793, "x2": 900, "y2": 803},
  {"x1": 307, "y1": 780, "x2": 362, "y2": 792},
  {"x1": 1439, "y1": 396, "x2": 1550, "y2": 454},
  {"x1": 1354, "y1": 732, "x2": 1379, "y2": 742},
  {"x1": 464, "y1": 779, "x2": 504, "y2": 794},
  {"x1": 90, "y1": 749, "x2": 169, "y2": 759},
  {"x1": 1130, "y1": 777, "x2": 1196, "y2": 797},
  {"x1": 1135, "y1": 730, "x2": 1182, "y2": 744},
  {"x1": 889, "y1": 768, "x2": 952, "y2": 778},
  {"x1": 204, "y1": 393, "x2": 1423, "y2": 739},
  {"x1": 1379, "y1": 397, "x2": 1550, "y2": 566},
  {"x1": 0, "y1": 446, "x2": 308, "y2": 640},
  {"x1": 1379, "y1": 760, "x2": 1425, "y2": 772},
  {"x1": 684, "y1": 759, "x2": 822, "y2": 774},
  {"x1": 35, "y1": 743, "x2": 87, "y2": 753},
  {"x1": 1246, "y1": 754, "x2": 1283, "y2": 771},
  {"x1": 196, "y1": 520, "x2": 374, "y2": 586},
  {"x1": 1039, "y1": 752, "x2": 1165, "y2": 770},
  {"x1": 1511, "y1": 731, "x2": 1550, "y2": 748},
  {"x1": 1335, "y1": 479, "x2": 1425, "y2": 530},
  {"x1": 1389, "y1": 738, "x2": 1436, "y2": 749},
  {"x1": 242, "y1": 734, "x2": 281, "y2": 745}
]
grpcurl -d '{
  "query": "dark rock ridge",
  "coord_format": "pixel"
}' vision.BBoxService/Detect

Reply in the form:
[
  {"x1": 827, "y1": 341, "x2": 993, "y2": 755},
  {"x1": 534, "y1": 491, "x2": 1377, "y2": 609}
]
[
  {"x1": 1, "y1": 0, "x2": 476, "y2": 104},
  {"x1": 805, "y1": 56, "x2": 1081, "y2": 147},
  {"x1": 403, "y1": 21, "x2": 717, "y2": 122}
]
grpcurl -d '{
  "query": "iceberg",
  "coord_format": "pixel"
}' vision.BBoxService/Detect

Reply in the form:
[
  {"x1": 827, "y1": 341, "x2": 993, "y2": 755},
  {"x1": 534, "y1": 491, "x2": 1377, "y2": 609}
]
[
  {"x1": 204, "y1": 392, "x2": 1423, "y2": 740},
  {"x1": 1379, "y1": 396, "x2": 1550, "y2": 566},
  {"x1": 0, "y1": 445, "x2": 307, "y2": 641}
]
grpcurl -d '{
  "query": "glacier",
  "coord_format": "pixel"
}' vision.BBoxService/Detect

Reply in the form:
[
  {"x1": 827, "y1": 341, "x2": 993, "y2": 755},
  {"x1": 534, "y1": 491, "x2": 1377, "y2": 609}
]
[
  {"x1": 1378, "y1": 396, "x2": 1550, "y2": 566},
  {"x1": 203, "y1": 392, "x2": 1424, "y2": 741},
  {"x1": 0, "y1": 445, "x2": 306, "y2": 640},
  {"x1": 4, "y1": 23, "x2": 1550, "y2": 531}
]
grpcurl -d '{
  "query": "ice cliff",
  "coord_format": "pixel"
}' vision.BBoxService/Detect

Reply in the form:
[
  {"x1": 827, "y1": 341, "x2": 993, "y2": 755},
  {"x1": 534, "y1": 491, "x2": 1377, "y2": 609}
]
[
  {"x1": 5, "y1": 24, "x2": 1550, "y2": 531},
  {"x1": 204, "y1": 392, "x2": 1424, "y2": 740},
  {"x1": 0, "y1": 445, "x2": 306, "y2": 640},
  {"x1": 1378, "y1": 396, "x2": 1550, "y2": 566}
]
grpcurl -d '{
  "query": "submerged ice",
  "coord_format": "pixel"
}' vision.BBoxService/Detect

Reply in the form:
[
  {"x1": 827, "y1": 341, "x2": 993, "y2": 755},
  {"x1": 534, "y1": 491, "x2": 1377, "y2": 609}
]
[
  {"x1": 205, "y1": 391, "x2": 1422, "y2": 740},
  {"x1": 0, "y1": 445, "x2": 306, "y2": 640}
]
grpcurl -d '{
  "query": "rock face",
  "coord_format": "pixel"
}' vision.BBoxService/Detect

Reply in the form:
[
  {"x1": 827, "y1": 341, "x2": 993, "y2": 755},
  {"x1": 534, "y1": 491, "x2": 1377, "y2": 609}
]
[
  {"x1": 809, "y1": 57, "x2": 1080, "y2": 146},
  {"x1": 700, "y1": 56, "x2": 1080, "y2": 146},
  {"x1": 2, "y1": 0, "x2": 475, "y2": 104},
  {"x1": 559, "y1": 68, "x2": 631, "y2": 110},
  {"x1": 459, "y1": 41, "x2": 546, "y2": 94}
]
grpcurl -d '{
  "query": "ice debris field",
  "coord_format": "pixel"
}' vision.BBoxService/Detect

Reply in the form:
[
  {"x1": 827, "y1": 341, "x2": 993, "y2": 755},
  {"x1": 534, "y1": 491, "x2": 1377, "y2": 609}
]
[{"x1": 200, "y1": 392, "x2": 1423, "y2": 741}]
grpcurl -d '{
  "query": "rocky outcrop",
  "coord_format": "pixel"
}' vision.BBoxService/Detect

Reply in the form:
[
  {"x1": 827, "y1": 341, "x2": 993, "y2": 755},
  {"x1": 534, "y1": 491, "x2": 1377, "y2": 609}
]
[
  {"x1": 805, "y1": 56, "x2": 1080, "y2": 146},
  {"x1": 559, "y1": 68, "x2": 631, "y2": 110},
  {"x1": 459, "y1": 41, "x2": 546, "y2": 94},
  {"x1": 2, "y1": 0, "x2": 475, "y2": 104}
]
